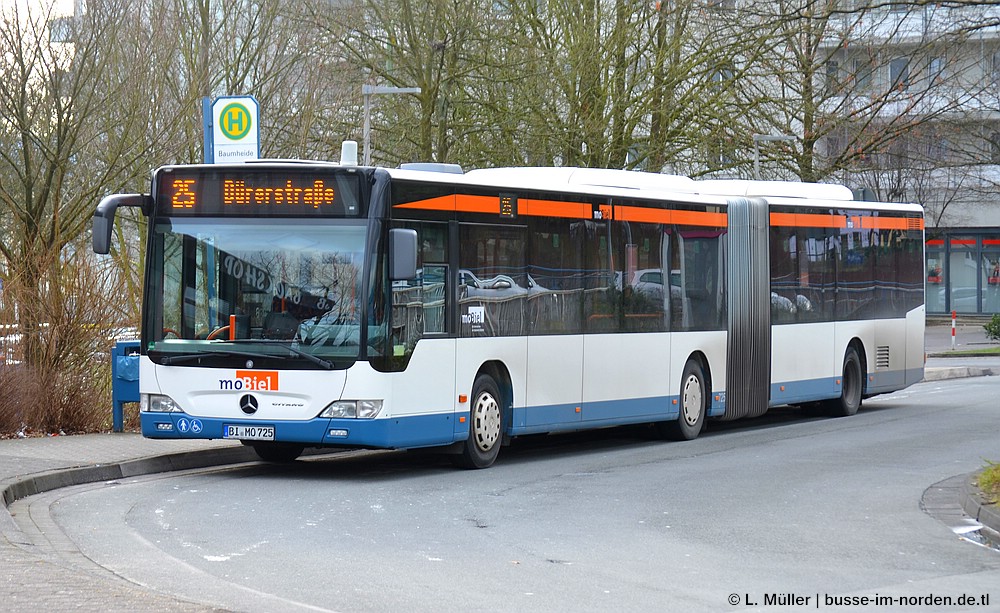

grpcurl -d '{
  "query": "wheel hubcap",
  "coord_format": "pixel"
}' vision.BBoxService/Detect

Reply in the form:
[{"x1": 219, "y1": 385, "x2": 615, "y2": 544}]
[
  {"x1": 472, "y1": 392, "x2": 501, "y2": 451},
  {"x1": 681, "y1": 374, "x2": 703, "y2": 426}
]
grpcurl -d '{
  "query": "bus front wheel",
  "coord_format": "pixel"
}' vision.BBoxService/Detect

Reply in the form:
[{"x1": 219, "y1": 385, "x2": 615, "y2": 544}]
[
  {"x1": 656, "y1": 359, "x2": 706, "y2": 441},
  {"x1": 454, "y1": 374, "x2": 504, "y2": 469},
  {"x1": 825, "y1": 346, "x2": 863, "y2": 417}
]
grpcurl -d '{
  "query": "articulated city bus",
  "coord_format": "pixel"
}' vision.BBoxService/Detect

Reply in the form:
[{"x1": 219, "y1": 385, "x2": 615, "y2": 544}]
[{"x1": 93, "y1": 152, "x2": 924, "y2": 468}]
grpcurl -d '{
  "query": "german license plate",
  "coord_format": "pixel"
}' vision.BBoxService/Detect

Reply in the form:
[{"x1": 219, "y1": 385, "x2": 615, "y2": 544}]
[{"x1": 223, "y1": 425, "x2": 274, "y2": 440}]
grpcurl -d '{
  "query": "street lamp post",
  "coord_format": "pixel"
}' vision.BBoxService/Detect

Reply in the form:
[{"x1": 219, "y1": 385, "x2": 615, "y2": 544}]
[
  {"x1": 752, "y1": 134, "x2": 795, "y2": 180},
  {"x1": 362, "y1": 84, "x2": 422, "y2": 166}
]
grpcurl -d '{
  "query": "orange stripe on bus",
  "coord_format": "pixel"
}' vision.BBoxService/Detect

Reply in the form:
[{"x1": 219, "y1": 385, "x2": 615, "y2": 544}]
[
  {"x1": 616, "y1": 206, "x2": 726, "y2": 227},
  {"x1": 673, "y1": 210, "x2": 727, "y2": 227},
  {"x1": 393, "y1": 195, "x2": 456, "y2": 211},
  {"x1": 771, "y1": 212, "x2": 923, "y2": 231},
  {"x1": 616, "y1": 206, "x2": 672, "y2": 224},
  {"x1": 521, "y1": 198, "x2": 591, "y2": 219},
  {"x1": 770, "y1": 212, "x2": 844, "y2": 228},
  {"x1": 394, "y1": 193, "x2": 922, "y2": 232},
  {"x1": 455, "y1": 194, "x2": 499, "y2": 214},
  {"x1": 394, "y1": 194, "x2": 507, "y2": 215},
  {"x1": 869, "y1": 217, "x2": 924, "y2": 230}
]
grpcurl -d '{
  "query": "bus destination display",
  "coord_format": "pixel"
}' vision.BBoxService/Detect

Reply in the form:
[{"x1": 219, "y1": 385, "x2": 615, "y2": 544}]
[{"x1": 154, "y1": 168, "x2": 362, "y2": 217}]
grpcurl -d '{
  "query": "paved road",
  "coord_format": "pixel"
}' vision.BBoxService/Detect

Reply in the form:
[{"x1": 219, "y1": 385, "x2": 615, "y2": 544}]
[
  {"x1": 1, "y1": 320, "x2": 996, "y2": 612},
  {"x1": 12, "y1": 376, "x2": 1000, "y2": 613}
]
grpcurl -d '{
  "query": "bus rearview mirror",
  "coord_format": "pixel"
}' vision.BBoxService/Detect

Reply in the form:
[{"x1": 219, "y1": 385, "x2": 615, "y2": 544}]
[
  {"x1": 389, "y1": 228, "x2": 418, "y2": 281},
  {"x1": 92, "y1": 193, "x2": 151, "y2": 255}
]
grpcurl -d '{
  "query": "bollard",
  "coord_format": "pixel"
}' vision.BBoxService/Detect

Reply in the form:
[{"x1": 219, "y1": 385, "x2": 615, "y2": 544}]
[{"x1": 951, "y1": 310, "x2": 956, "y2": 350}]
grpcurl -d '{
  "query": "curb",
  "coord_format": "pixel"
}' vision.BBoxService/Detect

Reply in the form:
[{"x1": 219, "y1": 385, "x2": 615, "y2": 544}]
[
  {"x1": 1, "y1": 445, "x2": 259, "y2": 527},
  {"x1": 922, "y1": 366, "x2": 998, "y2": 381},
  {"x1": 960, "y1": 473, "x2": 1000, "y2": 535}
]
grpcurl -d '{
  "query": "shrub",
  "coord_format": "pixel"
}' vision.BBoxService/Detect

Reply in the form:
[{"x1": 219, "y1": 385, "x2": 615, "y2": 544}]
[
  {"x1": 985, "y1": 314, "x2": 1000, "y2": 342},
  {"x1": 0, "y1": 362, "x2": 112, "y2": 434},
  {"x1": 979, "y1": 461, "x2": 1000, "y2": 505},
  {"x1": 0, "y1": 245, "x2": 129, "y2": 435}
]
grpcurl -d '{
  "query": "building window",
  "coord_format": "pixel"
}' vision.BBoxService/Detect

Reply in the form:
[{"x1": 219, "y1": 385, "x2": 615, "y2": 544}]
[
  {"x1": 928, "y1": 56, "x2": 945, "y2": 84},
  {"x1": 48, "y1": 16, "x2": 75, "y2": 43},
  {"x1": 711, "y1": 64, "x2": 734, "y2": 88},
  {"x1": 992, "y1": 51, "x2": 1000, "y2": 84},
  {"x1": 990, "y1": 132, "x2": 1000, "y2": 164},
  {"x1": 890, "y1": 57, "x2": 910, "y2": 91},
  {"x1": 853, "y1": 58, "x2": 872, "y2": 90},
  {"x1": 825, "y1": 61, "x2": 841, "y2": 94},
  {"x1": 824, "y1": 130, "x2": 845, "y2": 160},
  {"x1": 888, "y1": 137, "x2": 909, "y2": 169},
  {"x1": 927, "y1": 135, "x2": 950, "y2": 162}
]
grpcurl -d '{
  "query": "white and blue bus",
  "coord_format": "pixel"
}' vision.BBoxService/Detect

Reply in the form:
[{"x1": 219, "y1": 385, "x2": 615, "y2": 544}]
[{"x1": 93, "y1": 152, "x2": 925, "y2": 468}]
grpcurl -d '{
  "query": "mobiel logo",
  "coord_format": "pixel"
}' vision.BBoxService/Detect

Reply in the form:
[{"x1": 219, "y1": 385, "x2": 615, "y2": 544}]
[{"x1": 220, "y1": 370, "x2": 279, "y2": 391}]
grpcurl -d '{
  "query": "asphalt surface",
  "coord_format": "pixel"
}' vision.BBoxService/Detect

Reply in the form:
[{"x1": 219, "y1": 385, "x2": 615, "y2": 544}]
[{"x1": 0, "y1": 322, "x2": 997, "y2": 612}]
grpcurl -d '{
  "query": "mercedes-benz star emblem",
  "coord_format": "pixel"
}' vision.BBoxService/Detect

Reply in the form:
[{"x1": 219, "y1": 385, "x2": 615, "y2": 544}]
[{"x1": 239, "y1": 394, "x2": 259, "y2": 415}]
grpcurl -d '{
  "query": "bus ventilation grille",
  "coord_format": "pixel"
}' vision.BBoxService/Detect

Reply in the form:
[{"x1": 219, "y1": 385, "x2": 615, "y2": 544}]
[{"x1": 876, "y1": 346, "x2": 890, "y2": 370}]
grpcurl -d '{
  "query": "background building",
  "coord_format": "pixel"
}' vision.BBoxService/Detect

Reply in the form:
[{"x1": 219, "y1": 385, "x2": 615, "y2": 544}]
[{"x1": 816, "y1": 2, "x2": 1000, "y2": 316}]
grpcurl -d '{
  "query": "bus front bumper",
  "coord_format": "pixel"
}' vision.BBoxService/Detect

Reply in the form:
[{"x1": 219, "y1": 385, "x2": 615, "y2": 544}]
[{"x1": 140, "y1": 411, "x2": 467, "y2": 449}]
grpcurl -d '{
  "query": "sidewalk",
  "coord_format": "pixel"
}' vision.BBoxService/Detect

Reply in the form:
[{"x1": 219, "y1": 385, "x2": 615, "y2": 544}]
[
  {"x1": 924, "y1": 318, "x2": 999, "y2": 381},
  {"x1": 924, "y1": 318, "x2": 998, "y2": 354},
  {"x1": 1, "y1": 436, "x2": 253, "y2": 612},
  {"x1": 1, "y1": 330, "x2": 998, "y2": 611}
]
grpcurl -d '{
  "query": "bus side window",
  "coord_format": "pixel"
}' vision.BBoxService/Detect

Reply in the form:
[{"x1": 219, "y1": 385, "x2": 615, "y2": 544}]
[
  {"x1": 391, "y1": 221, "x2": 448, "y2": 354},
  {"x1": 421, "y1": 265, "x2": 447, "y2": 334},
  {"x1": 458, "y1": 224, "x2": 527, "y2": 337},
  {"x1": 675, "y1": 229, "x2": 724, "y2": 331},
  {"x1": 528, "y1": 217, "x2": 583, "y2": 335}
]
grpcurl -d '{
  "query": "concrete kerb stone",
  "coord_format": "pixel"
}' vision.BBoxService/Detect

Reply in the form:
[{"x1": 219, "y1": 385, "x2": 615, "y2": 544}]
[
  {"x1": 1, "y1": 445, "x2": 259, "y2": 533},
  {"x1": 922, "y1": 366, "x2": 999, "y2": 381},
  {"x1": 961, "y1": 472, "x2": 1000, "y2": 536}
]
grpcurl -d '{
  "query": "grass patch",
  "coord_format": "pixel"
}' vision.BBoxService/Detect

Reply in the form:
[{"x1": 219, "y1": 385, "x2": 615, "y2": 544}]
[
  {"x1": 980, "y1": 461, "x2": 1000, "y2": 505},
  {"x1": 935, "y1": 346, "x2": 1000, "y2": 356}
]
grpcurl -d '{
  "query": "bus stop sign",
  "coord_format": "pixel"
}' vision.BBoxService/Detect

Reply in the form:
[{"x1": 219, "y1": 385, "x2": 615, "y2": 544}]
[{"x1": 204, "y1": 95, "x2": 260, "y2": 163}]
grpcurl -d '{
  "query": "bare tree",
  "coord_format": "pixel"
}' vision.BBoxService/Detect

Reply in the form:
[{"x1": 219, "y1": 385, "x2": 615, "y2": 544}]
[
  {"x1": 736, "y1": 0, "x2": 995, "y2": 201},
  {"x1": 0, "y1": 0, "x2": 161, "y2": 367},
  {"x1": 324, "y1": 0, "x2": 760, "y2": 171}
]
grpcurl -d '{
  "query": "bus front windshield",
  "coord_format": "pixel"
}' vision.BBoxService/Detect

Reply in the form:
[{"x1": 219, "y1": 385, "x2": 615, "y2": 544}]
[{"x1": 146, "y1": 217, "x2": 377, "y2": 367}]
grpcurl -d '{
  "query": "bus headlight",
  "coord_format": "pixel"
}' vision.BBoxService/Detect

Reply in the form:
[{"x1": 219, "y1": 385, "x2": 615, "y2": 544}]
[
  {"x1": 320, "y1": 400, "x2": 383, "y2": 419},
  {"x1": 141, "y1": 393, "x2": 183, "y2": 413}
]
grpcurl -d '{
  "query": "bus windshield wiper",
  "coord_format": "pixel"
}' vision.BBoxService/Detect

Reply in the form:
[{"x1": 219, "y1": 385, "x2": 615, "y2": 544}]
[
  {"x1": 159, "y1": 349, "x2": 275, "y2": 365},
  {"x1": 224, "y1": 339, "x2": 335, "y2": 370}
]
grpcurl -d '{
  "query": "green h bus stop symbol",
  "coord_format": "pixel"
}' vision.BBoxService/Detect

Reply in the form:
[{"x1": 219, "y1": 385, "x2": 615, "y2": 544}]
[
  {"x1": 206, "y1": 95, "x2": 260, "y2": 163},
  {"x1": 220, "y1": 102, "x2": 252, "y2": 140}
]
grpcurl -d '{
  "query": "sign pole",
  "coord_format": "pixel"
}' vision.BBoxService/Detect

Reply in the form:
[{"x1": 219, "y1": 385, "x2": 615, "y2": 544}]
[{"x1": 202, "y1": 96, "x2": 214, "y2": 163}]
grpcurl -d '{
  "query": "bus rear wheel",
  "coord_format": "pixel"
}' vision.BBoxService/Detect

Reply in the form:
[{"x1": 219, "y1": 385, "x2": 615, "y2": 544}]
[
  {"x1": 656, "y1": 359, "x2": 706, "y2": 441},
  {"x1": 454, "y1": 374, "x2": 503, "y2": 469},
  {"x1": 251, "y1": 442, "x2": 304, "y2": 463},
  {"x1": 825, "y1": 346, "x2": 863, "y2": 417}
]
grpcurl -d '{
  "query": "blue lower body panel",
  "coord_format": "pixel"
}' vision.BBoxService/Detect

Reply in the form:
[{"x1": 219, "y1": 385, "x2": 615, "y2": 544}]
[
  {"x1": 768, "y1": 368, "x2": 916, "y2": 407},
  {"x1": 141, "y1": 412, "x2": 467, "y2": 449},
  {"x1": 508, "y1": 394, "x2": 726, "y2": 436},
  {"x1": 769, "y1": 376, "x2": 841, "y2": 406}
]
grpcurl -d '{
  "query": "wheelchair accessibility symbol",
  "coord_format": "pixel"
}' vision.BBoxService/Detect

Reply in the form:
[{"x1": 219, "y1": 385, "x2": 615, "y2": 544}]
[{"x1": 177, "y1": 418, "x2": 203, "y2": 434}]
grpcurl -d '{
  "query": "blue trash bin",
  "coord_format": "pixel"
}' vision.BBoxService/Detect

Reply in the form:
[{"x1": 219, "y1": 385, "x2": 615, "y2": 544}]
[{"x1": 110, "y1": 340, "x2": 140, "y2": 432}]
